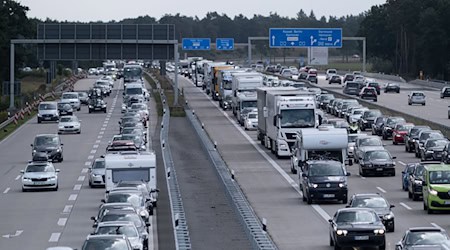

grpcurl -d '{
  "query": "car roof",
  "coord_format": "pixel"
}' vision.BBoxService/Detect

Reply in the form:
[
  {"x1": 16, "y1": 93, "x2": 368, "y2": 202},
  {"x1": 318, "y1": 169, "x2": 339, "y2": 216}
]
[
  {"x1": 352, "y1": 193, "x2": 384, "y2": 199},
  {"x1": 100, "y1": 202, "x2": 134, "y2": 208},
  {"x1": 337, "y1": 207, "x2": 376, "y2": 213},
  {"x1": 424, "y1": 164, "x2": 450, "y2": 171},
  {"x1": 35, "y1": 134, "x2": 58, "y2": 138},
  {"x1": 97, "y1": 221, "x2": 135, "y2": 227},
  {"x1": 86, "y1": 234, "x2": 127, "y2": 240},
  {"x1": 408, "y1": 227, "x2": 446, "y2": 233}
]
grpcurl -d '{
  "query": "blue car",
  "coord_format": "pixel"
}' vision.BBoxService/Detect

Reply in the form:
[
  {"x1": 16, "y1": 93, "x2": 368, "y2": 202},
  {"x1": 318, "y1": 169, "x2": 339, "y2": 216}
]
[{"x1": 402, "y1": 163, "x2": 418, "y2": 191}]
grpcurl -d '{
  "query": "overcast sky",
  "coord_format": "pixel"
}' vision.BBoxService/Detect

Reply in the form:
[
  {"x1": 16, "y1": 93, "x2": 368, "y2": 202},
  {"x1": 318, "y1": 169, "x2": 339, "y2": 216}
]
[{"x1": 18, "y1": 0, "x2": 386, "y2": 22}]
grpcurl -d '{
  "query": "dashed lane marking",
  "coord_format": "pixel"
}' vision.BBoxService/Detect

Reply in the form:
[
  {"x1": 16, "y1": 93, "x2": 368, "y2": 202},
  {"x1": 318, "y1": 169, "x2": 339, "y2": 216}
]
[
  {"x1": 376, "y1": 187, "x2": 387, "y2": 193},
  {"x1": 15, "y1": 175, "x2": 21, "y2": 181},
  {"x1": 3, "y1": 188, "x2": 10, "y2": 194},
  {"x1": 62, "y1": 205, "x2": 73, "y2": 214},
  {"x1": 84, "y1": 161, "x2": 91, "y2": 166},
  {"x1": 81, "y1": 168, "x2": 88, "y2": 174},
  {"x1": 77, "y1": 176, "x2": 85, "y2": 182},
  {"x1": 398, "y1": 161, "x2": 406, "y2": 166},
  {"x1": 73, "y1": 184, "x2": 82, "y2": 191},
  {"x1": 90, "y1": 149, "x2": 97, "y2": 154},
  {"x1": 400, "y1": 202, "x2": 412, "y2": 210},
  {"x1": 68, "y1": 194, "x2": 78, "y2": 201},
  {"x1": 87, "y1": 155, "x2": 94, "y2": 160},
  {"x1": 93, "y1": 144, "x2": 99, "y2": 149},
  {"x1": 57, "y1": 218, "x2": 67, "y2": 226},
  {"x1": 48, "y1": 233, "x2": 60, "y2": 242}
]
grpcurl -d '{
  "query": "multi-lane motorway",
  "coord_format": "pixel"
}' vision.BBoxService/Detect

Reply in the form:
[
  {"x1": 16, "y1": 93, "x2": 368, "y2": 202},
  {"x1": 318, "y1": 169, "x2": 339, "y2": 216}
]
[{"x1": 172, "y1": 73, "x2": 450, "y2": 250}]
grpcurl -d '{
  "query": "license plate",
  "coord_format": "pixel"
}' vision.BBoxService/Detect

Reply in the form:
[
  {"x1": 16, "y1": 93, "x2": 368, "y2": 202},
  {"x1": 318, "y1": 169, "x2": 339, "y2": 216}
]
[
  {"x1": 44, "y1": 117, "x2": 51, "y2": 120},
  {"x1": 323, "y1": 194, "x2": 335, "y2": 198},
  {"x1": 355, "y1": 236, "x2": 369, "y2": 240},
  {"x1": 376, "y1": 168, "x2": 383, "y2": 171},
  {"x1": 34, "y1": 181, "x2": 46, "y2": 185}
]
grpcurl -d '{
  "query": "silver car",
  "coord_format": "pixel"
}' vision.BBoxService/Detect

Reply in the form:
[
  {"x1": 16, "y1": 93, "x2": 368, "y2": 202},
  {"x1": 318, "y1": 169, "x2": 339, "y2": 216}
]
[
  {"x1": 408, "y1": 91, "x2": 426, "y2": 106},
  {"x1": 94, "y1": 221, "x2": 145, "y2": 250},
  {"x1": 130, "y1": 103, "x2": 149, "y2": 121},
  {"x1": 89, "y1": 158, "x2": 105, "y2": 187},
  {"x1": 21, "y1": 161, "x2": 59, "y2": 191},
  {"x1": 61, "y1": 92, "x2": 81, "y2": 111},
  {"x1": 58, "y1": 115, "x2": 81, "y2": 134}
]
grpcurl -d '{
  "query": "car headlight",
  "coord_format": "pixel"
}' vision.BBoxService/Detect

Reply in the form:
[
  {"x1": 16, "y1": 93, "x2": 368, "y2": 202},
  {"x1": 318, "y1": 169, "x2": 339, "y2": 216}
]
[
  {"x1": 338, "y1": 183, "x2": 347, "y2": 188},
  {"x1": 102, "y1": 105, "x2": 107, "y2": 108},
  {"x1": 414, "y1": 180, "x2": 422, "y2": 185},
  {"x1": 309, "y1": 183, "x2": 318, "y2": 188},
  {"x1": 411, "y1": 139, "x2": 416, "y2": 142},
  {"x1": 133, "y1": 243, "x2": 143, "y2": 250},
  {"x1": 22, "y1": 177, "x2": 31, "y2": 180},
  {"x1": 48, "y1": 176, "x2": 56, "y2": 180},
  {"x1": 426, "y1": 150, "x2": 434, "y2": 154},
  {"x1": 38, "y1": 113, "x2": 42, "y2": 117},
  {"x1": 383, "y1": 212, "x2": 394, "y2": 220},
  {"x1": 336, "y1": 230, "x2": 348, "y2": 236},
  {"x1": 32, "y1": 150, "x2": 36, "y2": 153},
  {"x1": 58, "y1": 125, "x2": 64, "y2": 129},
  {"x1": 349, "y1": 146, "x2": 354, "y2": 151},
  {"x1": 374, "y1": 229, "x2": 385, "y2": 235},
  {"x1": 140, "y1": 210, "x2": 149, "y2": 217},
  {"x1": 419, "y1": 142, "x2": 424, "y2": 147},
  {"x1": 56, "y1": 149, "x2": 60, "y2": 152},
  {"x1": 88, "y1": 105, "x2": 93, "y2": 108},
  {"x1": 429, "y1": 189, "x2": 438, "y2": 196}
]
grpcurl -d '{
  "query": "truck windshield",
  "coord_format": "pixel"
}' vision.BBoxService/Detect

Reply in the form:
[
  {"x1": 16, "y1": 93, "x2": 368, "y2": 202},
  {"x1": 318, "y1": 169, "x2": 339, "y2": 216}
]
[
  {"x1": 241, "y1": 101, "x2": 257, "y2": 109},
  {"x1": 280, "y1": 109, "x2": 315, "y2": 128},
  {"x1": 223, "y1": 80, "x2": 232, "y2": 90}
]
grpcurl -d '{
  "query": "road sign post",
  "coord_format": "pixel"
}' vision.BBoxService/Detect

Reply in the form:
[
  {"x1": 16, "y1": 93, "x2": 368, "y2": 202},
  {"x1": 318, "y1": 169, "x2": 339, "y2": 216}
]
[
  {"x1": 216, "y1": 38, "x2": 234, "y2": 50},
  {"x1": 182, "y1": 38, "x2": 211, "y2": 50},
  {"x1": 269, "y1": 28, "x2": 342, "y2": 48}
]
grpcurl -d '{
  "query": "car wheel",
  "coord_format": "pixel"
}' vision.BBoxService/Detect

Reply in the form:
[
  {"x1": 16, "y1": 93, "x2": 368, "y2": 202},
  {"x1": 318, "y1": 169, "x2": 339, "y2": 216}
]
[
  {"x1": 374, "y1": 99, "x2": 377, "y2": 102},
  {"x1": 342, "y1": 197, "x2": 348, "y2": 204},
  {"x1": 393, "y1": 140, "x2": 397, "y2": 145},
  {"x1": 379, "y1": 241, "x2": 386, "y2": 250},
  {"x1": 307, "y1": 194, "x2": 312, "y2": 204},
  {"x1": 422, "y1": 103, "x2": 425, "y2": 106},
  {"x1": 334, "y1": 243, "x2": 342, "y2": 250},
  {"x1": 59, "y1": 156, "x2": 63, "y2": 162},
  {"x1": 89, "y1": 181, "x2": 93, "y2": 188},
  {"x1": 103, "y1": 109, "x2": 107, "y2": 113},
  {"x1": 53, "y1": 185, "x2": 58, "y2": 191},
  {"x1": 22, "y1": 187, "x2": 27, "y2": 192},
  {"x1": 420, "y1": 152, "x2": 425, "y2": 162},
  {"x1": 389, "y1": 221, "x2": 395, "y2": 232},
  {"x1": 329, "y1": 235, "x2": 334, "y2": 246},
  {"x1": 88, "y1": 109, "x2": 92, "y2": 113},
  {"x1": 408, "y1": 102, "x2": 411, "y2": 105},
  {"x1": 302, "y1": 191, "x2": 306, "y2": 202},
  {"x1": 392, "y1": 171, "x2": 396, "y2": 177},
  {"x1": 424, "y1": 201, "x2": 427, "y2": 210},
  {"x1": 413, "y1": 193, "x2": 419, "y2": 201},
  {"x1": 77, "y1": 108, "x2": 81, "y2": 111},
  {"x1": 408, "y1": 190, "x2": 412, "y2": 199},
  {"x1": 382, "y1": 134, "x2": 387, "y2": 140},
  {"x1": 37, "y1": 118, "x2": 41, "y2": 123},
  {"x1": 428, "y1": 207, "x2": 434, "y2": 214},
  {"x1": 77, "y1": 130, "x2": 81, "y2": 134}
]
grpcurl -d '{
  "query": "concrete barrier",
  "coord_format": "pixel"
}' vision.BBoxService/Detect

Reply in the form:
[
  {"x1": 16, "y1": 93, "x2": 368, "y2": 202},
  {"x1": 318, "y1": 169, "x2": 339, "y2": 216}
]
[{"x1": 409, "y1": 79, "x2": 449, "y2": 90}]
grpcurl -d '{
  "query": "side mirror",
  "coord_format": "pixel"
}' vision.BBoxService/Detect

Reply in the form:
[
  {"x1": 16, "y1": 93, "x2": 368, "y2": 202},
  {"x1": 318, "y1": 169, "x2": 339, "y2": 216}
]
[
  {"x1": 302, "y1": 173, "x2": 307, "y2": 178},
  {"x1": 92, "y1": 223, "x2": 97, "y2": 228},
  {"x1": 422, "y1": 180, "x2": 427, "y2": 186},
  {"x1": 56, "y1": 169, "x2": 60, "y2": 172},
  {"x1": 390, "y1": 204, "x2": 395, "y2": 208},
  {"x1": 348, "y1": 159, "x2": 353, "y2": 166},
  {"x1": 30, "y1": 144, "x2": 33, "y2": 147},
  {"x1": 20, "y1": 170, "x2": 24, "y2": 174},
  {"x1": 328, "y1": 219, "x2": 333, "y2": 223},
  {"x1": 145, "y1": 222, "x2": 151, "y2": 227},
  {"x1": 392, "y1": 156, "x2": 397, "y2": 159},
  {"x1": 402, "y1": 171, "x2": 405, "y2": 174},
  {"x1": 346, "y1": 172, "x2": 351, "y2": 176},
  {"x1": 61, "y1": 143, "x2": 64, "y2": 146},
  {"x1": 345, "y1": 205, "x2": 350, "y2": 208},
  {"x1": 122, "y1": 92, "x2": 125, "y2": 96},
  {"x1": 90, "y1": 216, "x2": 96, "y2": 221},
  {"x1": 101, "y1": 199, "x2": 106, "y2": 203},
  {"x1": 118, "y1": 121, "x2": 121, "y2": 125}
]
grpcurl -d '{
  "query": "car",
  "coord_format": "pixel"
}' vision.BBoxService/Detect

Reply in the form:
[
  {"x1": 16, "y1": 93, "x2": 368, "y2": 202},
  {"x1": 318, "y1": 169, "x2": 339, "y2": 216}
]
[
  {"x1": 371, "y1": 116, "x2": 386, "y2": 136},
  {"x1": 317, "y1": 94, "x2": 335, "y2": 110},
  {"x1": 130, "y1": 103, "x2": 149, "y2": 121},
  {"x1": 343, "y1": 104, "x2": 363, "y2": 122},
  {"x1": 91, "y1": 203, "x2": 138, "y2": 225},
  {"x1": 221, "y1": 95, "x2": 232, "y2": 110},
  {"x1": 94, "y1": 80, "x2": 112, "y2": 95},
  {"x1": 31, "y1": 134, "x2": 64, "y2": 162},
  {"x1": 420, "y1": 138, "x2": 449, "y2": 161},
  {"x1": 329, "y1": 208, "x2": 386, "y2": 250},
  {"x1": 402, "y1": 163, "x2": 418, "y2": 191},
  {"x1": 392, "y1": 123, "x2": 414, "y2": 145},
  {"x1": 121, "y1": 127, "x2": 146, "y2": 141},
  {"x1": 414, "y1": 130, "x2": 444, "y2": 158},
  {"x1": 343, "y1": 73, "x2": 355, "y2": 84},
  {"x1": 298, "y1": 71, "x2": 308, "y2": 80},
  {"x1": 239, "y1": 107, "x2": 257, "y2": 126},
  {"x1": 21, "y1": 161, "x2": 59, "y2": 191},
  {"x1": 381, "y1": 117, "x2": 406, "y2": 140},
  {"x1": 395, "y1": 227, "x2": 450, "y2": 249},
  {"x1": 88, "y1": 158, "x2": 105, "y2": 187},
  {"x1": 422, "y1": 164, "x2": 450, "y2": 213},
  {"x1": 102, "y1": 190, "x2": 152, "y2": 217},
  {"x1": 359, "y1": 149, "x2": 396, "y2": 177},
  {"x1": 300, "y1": 160, "x2": 350, "y2": 204},
  {"x1": 120, "y1": 134, "x2": 147, "y2": 151},
  {"x1": 326, "y1": 118, "x2": 349, "y2": 130},
  {"x1": 408, "y1": 91, "x2": 426, "y2": 106},
  {"x1": 106, "y1": 140, "x2": 139, "y2": 153},
  {"x1": 441, "y1": 86, "x2": 450, "y2": 98},
  {"x1": 326, "y1": 69, "x2": 337, "y2": 80},
  {"x1": 408, "y1": 163, "x2": 425, "y2": 201},
  {"x1": 77, "y1": 91, "x2": 89, "y2": 105},
  {"x1": 405, "y1": 126, "x2": 431, "y2": 153},
  {"x1": 114, "y1": 180, "x2": 159, "y2": 207},
  {"x1": 93, "y1": 221, "x2": 147, "y2": 250},
  {"x1": 442, "y1": 143, "x2": 450, "y2": 164},
  {"x1": 358, "y1": 109, "x2": 382, "y2": 131},
  {"x1": 348, "y1": 108, "x2": 368, "y2": 124},
  {"x1": 81, "y1": 235, "x2": 135, "y2": 250},
  {"x1": 37, "y1": 101, "x2": 59, "y2": 123},
  {"x1": 95, "y1": 209, "x2": 150, "y2": 239},
  {"x1": 347, "y1": 193, "x2": 395, "y2": 232},
  {"x1": 384, "y1": 83, "x2": 400, "y2": 93},
  {"x1": 343, "y1": 82, "x2": 360, "y2": 95},
  {"x1": 244, "y1": 112, "x2": 258, "y2": 130},
  {"x1": 280, "y1": 68, "x2": 293, "y2": 78},
  {"x1": 328, "y1": 74, "x2": 342, "y2": 84},
  {"x1": 347, "y1": 134, "x2": 367, "y2": 160},
  {"x1": 366, "y1": 82, "x2": 381, "y2": 95},
  {"x1": 61, "y1": 92, "x2": 81, "y2": 111},
  {"x1": 88, "y1": 98, "x2": 107, "y2": 113},
  {"x1": 358, "y1": 87, "x2": 378, "y2": 101},
  {"x1": 57, "y1": 115, "x2": 81, "y2": 134},
  {"x1": 120, "y1": 117, "x2": 145, "y2": 132},
  {"x1": 308, "y1": 68, "x2": 318, "y2": 76},
  {"x1": 307, "y1": 74, "x2": 318, "y2": 84},
  {"x1": 57, "y1": 101, "x2": 74, "y2": 117},
  {"x1": 326, "y1": 98, "x2": 340, "y2": 114}
]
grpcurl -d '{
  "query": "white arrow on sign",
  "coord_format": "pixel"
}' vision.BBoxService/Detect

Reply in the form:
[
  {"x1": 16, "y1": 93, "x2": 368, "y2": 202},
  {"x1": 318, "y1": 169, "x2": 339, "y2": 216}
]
[
  {"x1": 2, "y1": 230, "x2": 23, "y2": 238},
  {"x1": 334, "y1": 39, "x2": 340, "y2": 46},
  {"x1": 271, "y1": 36, "x2": 275, "y2": 45}
]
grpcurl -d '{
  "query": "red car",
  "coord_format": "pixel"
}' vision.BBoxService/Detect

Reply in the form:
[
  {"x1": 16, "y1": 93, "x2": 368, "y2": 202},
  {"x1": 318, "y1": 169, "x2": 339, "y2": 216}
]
[{"x1": 392, "y1": 123, "x2": 415, "y2": 145}]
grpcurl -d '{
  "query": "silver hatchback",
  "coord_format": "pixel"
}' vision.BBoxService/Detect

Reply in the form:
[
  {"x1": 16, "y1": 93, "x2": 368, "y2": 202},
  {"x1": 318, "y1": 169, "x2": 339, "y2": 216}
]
[
  {"x1": 89, "y1": 158, "x2": 105, "y2": 187},
  {"x1": 408, "y1": 91, "x2": 426, "y2": 106}
]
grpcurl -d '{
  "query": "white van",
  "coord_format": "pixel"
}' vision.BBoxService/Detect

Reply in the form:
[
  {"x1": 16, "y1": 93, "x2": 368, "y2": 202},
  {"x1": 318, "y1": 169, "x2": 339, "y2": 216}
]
[{"x1": 37, "y1": 101, "x2": 59, "y2": 123}]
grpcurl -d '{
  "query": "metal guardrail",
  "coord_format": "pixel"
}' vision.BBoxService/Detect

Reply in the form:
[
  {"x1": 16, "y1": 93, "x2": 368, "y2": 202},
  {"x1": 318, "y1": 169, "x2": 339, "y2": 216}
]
[
  {"x1": 148, "y1": 73, "x2": 192, "y2": 250},
  {"x1": 185, "y1": 109, "x2": 278, "y2": 250}
]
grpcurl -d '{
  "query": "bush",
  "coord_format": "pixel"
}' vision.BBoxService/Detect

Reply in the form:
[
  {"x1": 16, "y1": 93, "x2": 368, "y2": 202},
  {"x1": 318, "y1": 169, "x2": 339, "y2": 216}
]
[{"x1": 370, "y1": 57, "x2": 394, "y2": 74}]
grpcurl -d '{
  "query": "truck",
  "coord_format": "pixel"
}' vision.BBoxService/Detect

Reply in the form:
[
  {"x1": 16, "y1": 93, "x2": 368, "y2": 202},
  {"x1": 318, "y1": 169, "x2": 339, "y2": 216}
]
[
  {"x1": 104, "y1": 151, "x2": 157, "y2": 203},
  {"x1": 231, "y1": 72, "x2": 263, "y2": 116},
  {"x1": 218, "y1": 68, "x2": 252, "y2": 108},
  {"x1": 123, "y1": 64, "x2": 143, "y2": 84},
  {"x1": 257, "y1": 87, "x2": 318, "y2": 157},
  {"x1": 236, "y1": 91, "x2": 258, "y2": 123},
  {"x1": 203, "y1": 62, "x2": 226, "y2": 93},
  {"x1": 209, "y1": 64, "x2": 235, "y2": 101},
  {"x1": 290, "y1": 126, "x2": 350, "y2": 174}
]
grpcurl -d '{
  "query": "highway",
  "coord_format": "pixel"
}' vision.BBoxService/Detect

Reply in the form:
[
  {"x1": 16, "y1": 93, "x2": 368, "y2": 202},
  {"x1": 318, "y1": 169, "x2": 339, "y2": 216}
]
[{"x1": 173, "y1": 73, "x2": 450, "y2": 250}]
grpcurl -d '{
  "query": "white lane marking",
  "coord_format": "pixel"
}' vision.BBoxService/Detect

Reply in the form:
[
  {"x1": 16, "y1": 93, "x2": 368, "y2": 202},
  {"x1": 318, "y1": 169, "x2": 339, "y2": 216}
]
[
  {"x1": 73, "y1": 184, "x2": 82, "y2": 191},
  {"x1": 97, "y1": 135, "x2": 103, "y2": 139},
  {"x1": 102, "y1": 124, "x2": 107, "y2": 127},
  {"x1": 358, "y1": 175, "x2": 366, "y2": 180},
  {"x1": 3, "y1": 188, "x2": 10, "y2": 194},
  {"x1": 400, "y1": 202, "x2": 412, "y2": 210},
  {"x1": 81, "y1": 168, "x2": 89, "y2": 174},
  {"x1": 99, "y1": 131, "x2": 105, "y2": 135},
  {"x1": 68, "y1": 194, "x2": 78, "y2": 201},
  {"x1": 105, "y1": 118, "x2": 110, "y2": 121},
  {"x1": 77, "y1": 176, "x2": 85, "y2": 182},
  {"x1": 48, "y1": 233, "x2": 60, "y2": 242},
  {"x1": 15, "y1": 175, "x2": 21, "y2": 180},
  {"x1": 57, "y1": 218, "x2": 67, "y2": 226},
  {"x1": 100, "y1": 127, "x2": 106, "y2": 131},
  {"x1": 398, "y1": 161, "x2": 406, "y2": 166},
  {"x1": 93, "y1": 144, "x2": 99, "y2": 149},
  {"x1": 62, "y1": 205, "x2": 73, "y2": 214},
  {"x1": 376, "y1": 187, "x2": 387, "y2": 193},
  {"x1": 90, "y1": 149, "x2": 97, "y2": 154},
  {"x1": 431, "y1": 223, "x2": 444, "y2": 230},
  {"x1": 88, "y1": 155, "x2": 94, "y2": 160},
  {"x1": 95, "y1": 140, "x2": 101, "y2": 143},
  {"x1": 84, "y1": 161, "x2": 91, "y2": 166}
]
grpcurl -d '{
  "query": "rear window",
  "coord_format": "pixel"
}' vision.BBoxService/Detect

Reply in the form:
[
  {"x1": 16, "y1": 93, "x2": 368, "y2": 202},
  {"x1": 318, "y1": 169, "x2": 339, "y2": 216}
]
[{"x1": 346, "y1": 82, "x2": 359, "y2": 88}]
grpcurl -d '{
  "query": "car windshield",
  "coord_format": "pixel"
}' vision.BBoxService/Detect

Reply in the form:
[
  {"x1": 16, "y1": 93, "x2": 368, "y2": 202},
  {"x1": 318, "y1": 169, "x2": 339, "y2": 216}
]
[
  {"x1": 57, "y1": 103, "x2": 71, "y2": 109},
  {"x1": 426, "y1": 139, "x2": 448, "y2": 147},
  {"x1": 39, "y1": 103, "x2": 56, "y2": 110},
  {"x1": 308, "y1": 163, "x2": 344, "y2": 177},
  {"x1": 82, "y1": 238, "x2": 129, "y2": 250},
  {"x1": 352, "y1": 197, "x2": 388, "y2": 208},
  {"x1": 78, "y1": 92, "x2": 87, "y2": 97},
  {"x1": 26, "y1": 164, "x2": 54, "y2": 173},
  {"x1": 348, "y1": 135, "x2": 362, "y2": 143},
  {"x1": 415, "y1": 165, "x2": 425, "y2": 176},
  {"x1": 131, "y1": 104, "x2": 145, "y2": 110},
  {"x1": 101, "y1": 213, "x2": 143, "y2": 227},
  {"x1": 421, "y1": 132, "x2": 443, "y2": 141},
  {"x1": 365, "y1": 151, "x2": 390, "y2": 160},
  {"x1": 406, "y1": 232, "x2": 448, "y2": 245},
  {"x1": 412, "y1": 92, "x2": 424, "y2": 97},
  {"x1": 122, "y1": 128, "x2": 141, "y2": 135},
  {"x1": 411, "y1": 127, "x2": 430, "y2": 136},
  {"x1": 93, "y1": 160, "x2": 105, "y2": 169},
  {"x1": 359, "y1": 138, "x2": 382, "y2": 147},
  {"x1": 62, "y1": 93, "x2": 78, "y2": 99},
  {"x1": 353, "y1": 110, "x2": 364, "y2": 115},
  {"x1": 429, "y1": 171, "x2": 450, "y2": 185},
  {"x1": 336, "y1": 211, "x2": 376, "y2": 224},
  {"x1": 60, "y1": 117, "x2": 75, "y2": 123},
  {"x1": 365, "y1": 111, "x2": 381, "y2": 118},
  {"x1": 126, "y1": 88, "x2": 143, "y2": 95},
  {"x1": 97, "y1": 225, "x2": 138, "y2": 238},
  {"x1": 397, "y1": 124, "x2": 413, "y2": 131},
  {"x1": 280, "y1": 109, "x2": 315, "y2": 128},
  {"x1": 35, "y1": 136, "x2": 59, "y2": 146},
  {"x1": 107, "y1": 193, "x2": 143, "y2": 208},
  {"x1": 406, "y1": 165, "x2": 416, "y2": 174},
  {"x1": 387, "y1": 118, "x2": 405, "y2": 126}
]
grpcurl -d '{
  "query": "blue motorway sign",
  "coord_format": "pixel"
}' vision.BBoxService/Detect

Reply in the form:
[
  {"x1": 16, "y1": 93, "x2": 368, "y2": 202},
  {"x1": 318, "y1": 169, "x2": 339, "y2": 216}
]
[
  {"x1": 182, "y1": 38, "x2": 211, "y2": 50},
  {"x1": 269, "y1": 28, "x2": 342, "y2": 48},
  {"x1": 216, "y1": 38, "x2": 234, "y2": 50}
]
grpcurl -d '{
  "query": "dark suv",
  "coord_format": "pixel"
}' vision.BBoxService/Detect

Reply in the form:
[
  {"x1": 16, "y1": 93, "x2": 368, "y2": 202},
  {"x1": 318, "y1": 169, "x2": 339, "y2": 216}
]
[
  {"x1": 300, "y1": 160, "x2": 350, "y2": 204},
  {"x1": 371, "y1": 116, "x2": 386, "y2": 136},
  {"x1": 31, "y1": 134, "x2": 64, "y2": 162},
  {"x1": 414, "y1": 130, "x2": 444, "y2": 158},
  {"x1": 405, "y1": 126, "x2": 431, "y2": 153},
  {"x1": 358, "y1": 110, "x2": 382, "y2": 131},
  {"x1": 381, "y1": 117, "x2": 406, "y2": 140},
  {"x1": 408, "y1": 163, "x2": 425, "y2": 200}
]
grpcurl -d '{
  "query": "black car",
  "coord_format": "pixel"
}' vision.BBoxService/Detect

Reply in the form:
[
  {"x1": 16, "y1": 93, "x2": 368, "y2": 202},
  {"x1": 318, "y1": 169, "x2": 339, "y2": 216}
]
[
  {"x1": 405, "y1": 126, "x2": 431, "y2": 153},
  {"x1": 408, "y1": 163, "x2": 425, "y2": 200},
  {"x1": 414, "y1": 130, "x2": 444, "y2": 158},
  {"x1": 82, "y1": 235, "x2": 134, "y2": 250},
  {"x1": 440, "y1": 86, "x2": 450, "y2": 98},
  {"x1": 31, "y1": 134, "x2": 63, "y2": 162},
  {"x1": 395, "y1": 227, "x2": 450, "y2": 250},
  {"x1": 57, "y1": 101, "x2": 73, "y2": 116},
  {"x1": 329, "y1": 208, "x2": 386, "y2": 250},
  {"x1": 329, "y1": 75, "x2": 342, "y2": 84},
  {"x1": 300, "y1": 160, "x2": 350, "y2": 204},
  {"x1": 366, "y1": 82, "x2": 381, "y2": 95},
  {"x1": 419, "y1": 138, "x2": 449, "y2": 161},
  {"x1": 88, "y1": 98, "x2": 107, "y2": 113},
  {"x1": 343, "y1": 74, "x2": 355, "y2": 84},
  {"x1": 381, "y1": 117, "x2": 406, "y2": 140},
  {"x1": 359, "y1": 149, "x2": 396, "y2": 177},
  {"x1": 327, "y1": 98, "x2": 341, "y2": 114},
  {"x1": 317, "y1": 94, "x2": 335, "y2": 110},
  {"x1": 358, "y1": 87, "x2": 378, "y2": 101},
  {"x1": 372, "y1": 116, "x2": 386, "y2": 136},
  {"x1": 358, "y1": 109, "x2": 382, "y2": 131},
  {"x1": 442, "y1": 143, "x2": 450, "y2": 164},
  {"x1": 347, "y1": 193, "x2": 395, "y2": 232},
  {"x1": 384, "y1": 83, "x2": 400, "y2": 93}
]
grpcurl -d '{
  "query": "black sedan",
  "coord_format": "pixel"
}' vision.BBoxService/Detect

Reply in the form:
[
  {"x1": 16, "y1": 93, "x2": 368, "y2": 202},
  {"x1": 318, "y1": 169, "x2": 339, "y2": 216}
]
[
  {"x1": 381, "y1": 117, "x2": 406, "y2": 140},
  {"x1": 329, "y1": 208, "x2": 386, "y2": 250},
  {"x1": 405, "y1": 126, "x2": 431, "y2": 153},
  {"x1": 347, "y1": 193, "x2": 395, "y2": 232},
  {"x1": 88, "y1": 98, "x2": 107, "y2": 113},
  {"x1": 419, "y1": 138, "x2": 449, "y2": 161},
  {"x1": 408, "y1": 163, "x2": 425, "y2": 201},
  {"x1": 384, "y1": 83, "x2": 400, "y2": 93},
  {"x1": 359, "y1": 149, "x2": 396, "y2": 177},
  {"x1": 395, "y1": 227, "x2": 450, "y2": 250},
  {"x1": 358, "y1": 87, "x2": 378, "y2": 102},
  {"x1": 372, "y1": 116, "x2": 386, "y2": 136}
]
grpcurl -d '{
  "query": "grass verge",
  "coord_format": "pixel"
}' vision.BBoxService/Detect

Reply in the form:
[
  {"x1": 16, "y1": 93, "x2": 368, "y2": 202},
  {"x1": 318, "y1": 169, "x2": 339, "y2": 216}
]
[{"x1": 0, "y1": 110, "x2": 37, "y2": 141}]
